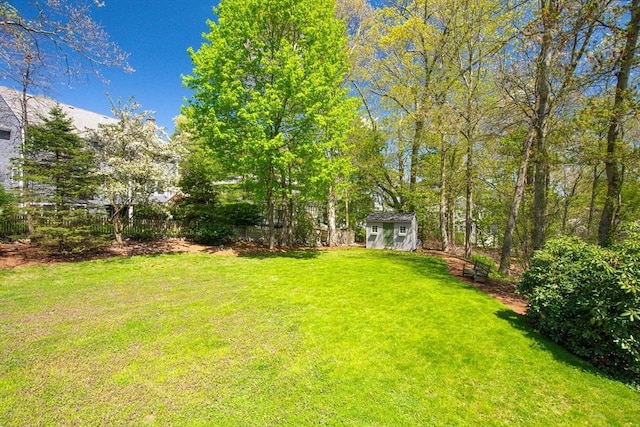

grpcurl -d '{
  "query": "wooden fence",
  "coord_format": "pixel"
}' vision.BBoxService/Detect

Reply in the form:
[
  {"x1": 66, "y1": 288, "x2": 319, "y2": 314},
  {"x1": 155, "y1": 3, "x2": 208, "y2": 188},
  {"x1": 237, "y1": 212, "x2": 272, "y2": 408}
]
[
  {"x1": 0, "y1": 216, "x2": 355, "y2": 247},
  {"x1": 0, "y1": 216, "x2": 183, "y2": 241}
]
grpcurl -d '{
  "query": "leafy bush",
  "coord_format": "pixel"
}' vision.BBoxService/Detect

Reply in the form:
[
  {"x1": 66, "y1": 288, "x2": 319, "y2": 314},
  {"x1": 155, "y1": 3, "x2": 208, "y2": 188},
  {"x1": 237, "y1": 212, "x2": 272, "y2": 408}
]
[
  {"x1": 134, "y1": 202, "x2": 171, "y2": 220},
  {"x1": 186, "y1": 221, "x2": 235, "y2": 246},
  {"x1": 213, "y1": 202, "x2": 262, "y2": 227},
  {"x1": 0, "y1": 185, "x2": 14, "y2": 216},
  {"x1": 518, "y1": 231, "x2": 640, "y2": 384},
  {"x1": 30, "y1": 214, "x2": 110, "y2": 254},
  {"x1": 123, "y1": 227, "x2": 158, "y2": 242},
  {"x1": 292, "y1": 210, "x2": 317, "y2": 246}
]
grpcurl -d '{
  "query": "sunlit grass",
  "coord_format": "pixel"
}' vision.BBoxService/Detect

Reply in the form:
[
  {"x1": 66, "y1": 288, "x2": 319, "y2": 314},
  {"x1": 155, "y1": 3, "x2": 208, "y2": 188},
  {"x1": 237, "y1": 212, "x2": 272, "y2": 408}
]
[{"x1": 1, "y1": 249, "x2": 638, "y2": 425}]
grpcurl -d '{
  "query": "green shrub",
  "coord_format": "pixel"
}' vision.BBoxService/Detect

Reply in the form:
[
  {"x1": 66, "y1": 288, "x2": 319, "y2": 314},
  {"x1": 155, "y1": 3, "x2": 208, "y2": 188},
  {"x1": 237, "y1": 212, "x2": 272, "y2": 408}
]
[
  {"x1": 213, "y1": 202, "x2": 262, "y2": 227},
  {"x1": 186, "y1": 221, "x2": 235, "y2": 246},
  {"x1": 292, "y1": 210, "x2": 317, "y2": 246},
  {"x1": 134, "y1": 202, "x2": 171, "y2": 220},
  {"x1": 30, "y1": 213, "x2": 110, "y2": 255},
  {"x1": 518, "y1": 231, "x2": 640, "y2": 384},
  {"x1": 123, "y1": 227, "x2": 158, "y2": 242}
]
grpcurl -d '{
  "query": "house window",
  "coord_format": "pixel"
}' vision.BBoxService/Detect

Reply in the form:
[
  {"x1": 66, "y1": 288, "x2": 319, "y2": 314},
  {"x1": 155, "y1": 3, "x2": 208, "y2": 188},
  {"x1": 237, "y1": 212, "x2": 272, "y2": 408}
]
[
  {"x1": 0, "y1": 129, "x2": 10, "y2": 140},
  {"x1": 371, "y1": 225, "x2": 378, "y2": 234},
  {"x1": 399, "y1": 225, "x2": 407, "y2": 236}
]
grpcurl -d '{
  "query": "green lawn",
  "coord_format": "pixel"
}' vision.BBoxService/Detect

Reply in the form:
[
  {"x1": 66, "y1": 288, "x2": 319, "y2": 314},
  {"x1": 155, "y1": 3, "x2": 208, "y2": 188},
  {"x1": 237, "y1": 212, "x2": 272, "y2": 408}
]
[{"x1": 0, "y1": 249, "x2": 638, "y2": 426}]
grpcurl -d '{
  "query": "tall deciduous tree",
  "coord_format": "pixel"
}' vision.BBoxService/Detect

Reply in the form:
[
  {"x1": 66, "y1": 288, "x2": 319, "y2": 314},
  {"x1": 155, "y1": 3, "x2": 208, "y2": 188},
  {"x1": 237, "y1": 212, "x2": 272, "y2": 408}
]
[
  {"x1": 351, "y1": 0, "x2": 511, "y2": 253},
  {"x1": 93, "y1": 99, "x2": 183, "y2": 245},
  {"x1": 498, "y1": 0, "x2": 606, "y2": 273},
  {"x1": 184, "y1": 0, "x2": 355, "y2": 249},
  {"x1": 599, "y1": 0, "x2": 640, "y2": 246},
  {"x1": 445, "y1": 0, "x2": 511, "y2": 258}
]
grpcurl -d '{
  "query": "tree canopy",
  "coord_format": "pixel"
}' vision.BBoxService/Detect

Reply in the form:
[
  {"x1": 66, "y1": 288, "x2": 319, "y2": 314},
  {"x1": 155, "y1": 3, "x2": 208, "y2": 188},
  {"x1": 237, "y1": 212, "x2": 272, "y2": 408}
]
[
  {"x1": 184, "y1": 0, "x2": 356, "y2": 249},
  {"x1": 92, "y1": 99, "x2": 183, "y2": 244}
]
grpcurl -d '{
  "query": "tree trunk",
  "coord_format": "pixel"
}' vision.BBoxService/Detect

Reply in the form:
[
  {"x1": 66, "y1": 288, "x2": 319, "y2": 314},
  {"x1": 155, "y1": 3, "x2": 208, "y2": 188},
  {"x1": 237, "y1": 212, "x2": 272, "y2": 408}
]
[
  {"x1": 598, "y1": 0, "x2": 640, "y2": 247},
  {"x1": 499, "y1": 129, "x2": 536, "y2": 275},
  {"x1": 531, "y1": 0, "x2": 555, "y2": 251},
  {"x1": 409, "y1": 117, "x2": 423, "y2": 196},
  {"x1": 344, "y1": 189, "x2": 350, "y2": 230},
  {"x1": 267, "y1": 168, "x2": 275, "y2": 250},
  {"x1": 464, "y1": 144, "x2": 473, "y2": 259},
  {"x1": 19, "y1": 77, "x2": 35, "y2": 235},
  {"x1": 111, "y1": 207, "x2": 124, "y2": 246},
  {"x1": 439, "y1": 134, "x2": 450, "y2": 252},
  {"x1": 561, "y1": 172, "x2": 582, "y2": 234},
  {"x1": 448, "y1": 193, "x2": 456, "y2": 250},
  {"x1": 288, "y1": 190, "x2": 294, "y2": 247},
  {"x1": 327, "y1": 184, "x2": 337, "y2": 247},
  {"x1": 587, "y1": 165, "x2": 601, "y2": 237}
]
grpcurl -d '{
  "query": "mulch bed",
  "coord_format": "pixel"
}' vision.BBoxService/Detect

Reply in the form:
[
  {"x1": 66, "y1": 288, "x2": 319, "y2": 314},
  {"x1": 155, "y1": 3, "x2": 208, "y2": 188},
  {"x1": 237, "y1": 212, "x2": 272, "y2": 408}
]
[{"x1": 423, "y1": 250, "x2": 528, "y2": 315}]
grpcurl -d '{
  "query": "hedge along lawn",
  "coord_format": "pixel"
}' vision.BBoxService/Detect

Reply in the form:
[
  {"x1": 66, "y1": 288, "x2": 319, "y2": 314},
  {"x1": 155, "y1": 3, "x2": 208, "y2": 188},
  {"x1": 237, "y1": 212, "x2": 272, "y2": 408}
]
[{"x1": 0, "y1": 250, "x2": 639, "y2": 426}]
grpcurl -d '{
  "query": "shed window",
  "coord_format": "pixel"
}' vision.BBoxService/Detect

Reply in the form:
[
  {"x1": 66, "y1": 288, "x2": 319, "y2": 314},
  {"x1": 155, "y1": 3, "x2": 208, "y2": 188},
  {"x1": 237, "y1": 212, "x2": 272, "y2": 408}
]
[
  {"x1": 371, "y1": 225, "x2": 378, "y2": 234},
  {"x1": 398, "y1": 225, "x2": 407, "y2": 236},
  {"x1": 0, "y1": 129, "x2": 10, "y2": 140}
]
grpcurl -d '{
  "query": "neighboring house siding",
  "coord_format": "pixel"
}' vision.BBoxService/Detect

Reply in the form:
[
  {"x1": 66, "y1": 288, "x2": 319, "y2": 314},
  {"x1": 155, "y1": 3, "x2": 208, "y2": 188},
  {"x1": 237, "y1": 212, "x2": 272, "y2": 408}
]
[
  {"x1": 0, "y1": 86, "x2": 118, "y2": 192},
  {"x1": 0, "y1": 94, "x2": 21, "y2": 191}
]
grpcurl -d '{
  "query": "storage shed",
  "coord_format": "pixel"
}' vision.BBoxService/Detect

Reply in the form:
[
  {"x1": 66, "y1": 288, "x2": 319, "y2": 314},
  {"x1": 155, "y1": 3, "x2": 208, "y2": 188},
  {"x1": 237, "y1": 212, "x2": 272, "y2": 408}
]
[{"x1": 365, "y1": 212, "x2": 418, "y2": 251}]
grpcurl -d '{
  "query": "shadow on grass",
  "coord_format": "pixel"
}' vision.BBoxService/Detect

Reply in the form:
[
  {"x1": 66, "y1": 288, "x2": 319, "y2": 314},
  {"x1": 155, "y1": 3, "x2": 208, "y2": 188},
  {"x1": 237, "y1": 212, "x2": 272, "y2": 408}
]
[
  {"x1": 238, "y1": 248, "x2": 321, "y2": 260},
  {"x1": 375, "y1": 250, "x2": 460, "y2": 282},
  {"x1": 494, "y1": 308, "x2": 607, "y2": 379}
]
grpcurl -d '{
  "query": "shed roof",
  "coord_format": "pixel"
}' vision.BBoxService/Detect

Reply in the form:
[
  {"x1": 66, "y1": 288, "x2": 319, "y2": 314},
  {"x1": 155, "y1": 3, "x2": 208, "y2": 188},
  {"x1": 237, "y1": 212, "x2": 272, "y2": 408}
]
[{"x1": 366, "y1": 212, "x2": 416, "y2": 222}]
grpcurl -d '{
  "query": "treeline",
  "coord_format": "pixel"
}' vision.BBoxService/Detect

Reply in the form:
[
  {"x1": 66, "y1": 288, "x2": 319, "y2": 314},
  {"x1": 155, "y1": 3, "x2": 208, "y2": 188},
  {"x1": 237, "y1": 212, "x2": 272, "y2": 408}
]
[
  {"x1": 3, "y1": 0, "x2": 640, "y2": 267},
  {"x1": 337, "y1": 0, "x2": 640, "y2": 271}
]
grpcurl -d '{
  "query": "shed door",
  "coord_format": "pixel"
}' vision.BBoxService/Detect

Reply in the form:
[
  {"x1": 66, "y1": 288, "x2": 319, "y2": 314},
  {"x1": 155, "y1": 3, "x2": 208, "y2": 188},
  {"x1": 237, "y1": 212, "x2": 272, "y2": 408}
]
[{"x1": 383, "y1": 222, "x2": 394, "y2": 248}]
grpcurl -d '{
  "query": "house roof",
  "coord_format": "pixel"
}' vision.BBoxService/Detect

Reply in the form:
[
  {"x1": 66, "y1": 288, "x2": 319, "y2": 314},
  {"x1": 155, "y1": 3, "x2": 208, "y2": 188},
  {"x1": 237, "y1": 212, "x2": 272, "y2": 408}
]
[
  {"x1": 366, "y1": 212, "x2": 416, "y2": 222},
  {"x1": 0, "y1": 86, "x2": 117, "y2": 136}
]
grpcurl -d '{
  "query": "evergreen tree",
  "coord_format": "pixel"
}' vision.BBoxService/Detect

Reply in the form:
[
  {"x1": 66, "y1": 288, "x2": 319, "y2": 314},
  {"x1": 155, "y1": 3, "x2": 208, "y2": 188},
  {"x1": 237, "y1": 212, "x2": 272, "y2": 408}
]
[{"x1": 20, "y1": 104, "x2": 100, "y2": 252}]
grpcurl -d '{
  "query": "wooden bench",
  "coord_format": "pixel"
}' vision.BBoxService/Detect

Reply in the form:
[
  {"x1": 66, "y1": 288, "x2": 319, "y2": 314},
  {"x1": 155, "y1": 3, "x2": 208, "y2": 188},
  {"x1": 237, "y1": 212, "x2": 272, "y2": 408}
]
[{"x1": 462, "y1": 260, "x2": 491, "y2": 283}]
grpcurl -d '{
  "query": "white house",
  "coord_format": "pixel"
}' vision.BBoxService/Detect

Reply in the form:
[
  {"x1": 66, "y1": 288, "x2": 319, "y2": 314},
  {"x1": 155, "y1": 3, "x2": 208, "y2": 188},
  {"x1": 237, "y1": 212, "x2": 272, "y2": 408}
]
[
  {"x1": 0, "y1": 85, "x2": 117, "y2": 192},
  {"x1": 365, "y1": 212, "x2": 418, "y2": 251},
  {"x1": 0, "y1": 86, "x2": 180, "y2": 212}
]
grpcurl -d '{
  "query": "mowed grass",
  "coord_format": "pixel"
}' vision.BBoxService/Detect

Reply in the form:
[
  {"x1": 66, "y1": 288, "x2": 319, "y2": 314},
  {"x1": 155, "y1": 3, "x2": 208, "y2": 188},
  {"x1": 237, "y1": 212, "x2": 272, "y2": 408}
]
[{"x1": 0, "y1": 249, "x2": 638, "y2": 426}]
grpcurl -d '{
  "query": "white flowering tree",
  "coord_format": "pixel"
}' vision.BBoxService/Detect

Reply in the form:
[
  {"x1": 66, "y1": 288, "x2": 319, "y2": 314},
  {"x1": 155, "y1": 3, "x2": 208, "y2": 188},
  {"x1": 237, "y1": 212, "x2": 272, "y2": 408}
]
[{"x1": 93, "y1": 98, "x2": 183, "y2": 244}]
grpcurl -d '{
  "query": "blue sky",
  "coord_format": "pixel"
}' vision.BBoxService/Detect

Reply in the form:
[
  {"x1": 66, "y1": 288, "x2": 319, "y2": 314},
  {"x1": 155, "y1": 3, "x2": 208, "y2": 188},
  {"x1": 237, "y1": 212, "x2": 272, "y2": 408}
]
[{"x1": 8, "y1": 0, "x2": 221, "y2": 133}]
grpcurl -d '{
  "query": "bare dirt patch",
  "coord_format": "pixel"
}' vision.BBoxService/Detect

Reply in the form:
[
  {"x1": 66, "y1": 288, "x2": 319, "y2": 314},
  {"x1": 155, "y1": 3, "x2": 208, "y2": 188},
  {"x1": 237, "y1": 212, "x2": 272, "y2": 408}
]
[{"x1": 0, "y1": 241, "x2": 527, "y2": 314}]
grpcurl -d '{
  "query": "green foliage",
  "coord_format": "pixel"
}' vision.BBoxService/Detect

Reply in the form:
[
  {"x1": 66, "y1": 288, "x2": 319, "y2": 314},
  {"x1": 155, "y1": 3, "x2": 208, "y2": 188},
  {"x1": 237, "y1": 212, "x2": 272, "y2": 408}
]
[
  {"x1": 0, "y1": 185, "x2": 16, "y2": 218},
  {"x1": 177, "y1": 139, "x2": 221, "y2": 209},
  {"x1": 292, "y1": 209, "x2": 318, "y2": 246},
  {"x1": 184, "y1": 0, "x2": 356, "y2": 246},
  {"x1": 133, "y1": 202, "x2": 170, "y2": 221},
  {"x1": 213, "y1": 202, "x2": 262, "y2": 227},
  {"x1": 178, "y1": 201, "x2": 260, "y2": 246},
  {"x1": 186, "y1": 221, "x2": 235, "y2": 246},
  {"x1": 22, "y1": 106, "x2": 99, "y2": 203},
  {"x1": 17, "y1": 106, "x2": 101, "y2": 253},
  {"x1": 519, "y1": 230, "x2": 640, "y2": 384},
  {"x1": 29, "y1": 212, "x2": 110, "y2": 254}
]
